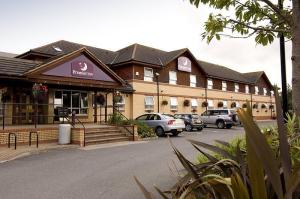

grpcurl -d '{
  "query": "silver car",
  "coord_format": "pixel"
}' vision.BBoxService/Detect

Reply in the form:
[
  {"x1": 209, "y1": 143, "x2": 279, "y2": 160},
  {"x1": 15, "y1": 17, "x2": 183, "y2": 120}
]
[
  {"x1": 200, "y1": 109, "x2": 239, "y2": 129},
  {"x1": 135, "y1": 113, "x2": 185, "y2": 137}
]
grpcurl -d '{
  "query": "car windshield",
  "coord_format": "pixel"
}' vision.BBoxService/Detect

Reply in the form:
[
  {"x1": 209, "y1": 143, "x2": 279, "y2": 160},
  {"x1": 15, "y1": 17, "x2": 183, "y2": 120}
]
[{"x1": 162, "y1": 114, "x2": 175, "y2": 119}]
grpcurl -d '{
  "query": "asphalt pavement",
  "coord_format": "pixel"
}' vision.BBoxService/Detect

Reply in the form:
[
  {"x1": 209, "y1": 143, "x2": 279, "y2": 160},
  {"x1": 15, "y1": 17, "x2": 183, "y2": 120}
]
[{"x1": 0, "y1": 121, "x2": 275, "y2": 199}]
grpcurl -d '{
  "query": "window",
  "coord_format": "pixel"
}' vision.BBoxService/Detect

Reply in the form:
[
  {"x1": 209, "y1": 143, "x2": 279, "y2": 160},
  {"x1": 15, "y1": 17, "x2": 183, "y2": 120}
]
[
  {"x1": 255, "y1": 86, "x2": 259, "y2": 95},
  {"x1": 191, "y1": 99, "x2": 198, "y2": 109},
  {"x1": 190, "y1": 75, "x2": 197, "y2": 87},
  {"x1": 144, "y1": 67, "x2": 153, "y2": 82},
  {"x1": 148, "y1": 114, "x2": 161, "y2": 120},
  {"x1": 53, "y1": 46, "x2": 62, "y2": 52},
  {"x1": 223, "y1": 101, "x2": 227, "y2": 108},
  {"x1": 136, "y1": 114, "x2": 149, "y2": 120},
  {"x1": 144, "y1": 96, "x2": 154, "y2": 110},
  {"x1": 116, "y1": 95, "x2": 125, "y2": 110},
  {"x1": 170, "y1": 97, "x2": 178, "y2": 110},
  {"x1": 263, "y1": 88, "x2": 267, "y2": 96},
  {"x1": 222, "y1": 81, "x2": 227, "y2": 91},
  {"x1": 235, "y1": 83, "x2": 239, "y2": 92},
  {"x1": 236, "y1": 102, "x2": 240, "y2": 108},
  {"x1": 245, "y1": 85, "x2": 249, "y2": 94},
  {"x1": 271, "y1": 91, "x2": 274, "y2": 97},
  {"x1": 169, "y1": 71, "x2": 177, "y2": 85},
  {"x1": 55, "y1": 90, "x2": 88, "y2": 115},
  {"x1": 208, "y1": 100, "x2": 214, "y2": 108},
  {"x1": 207, "y1": 79, "x2": 213, "y2": 89}
]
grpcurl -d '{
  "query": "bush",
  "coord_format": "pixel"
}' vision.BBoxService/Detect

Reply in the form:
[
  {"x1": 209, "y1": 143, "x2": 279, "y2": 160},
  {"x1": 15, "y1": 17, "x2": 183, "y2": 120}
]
[{"x1": 107, "y1": 113, "x2": 124, "y2": 125}]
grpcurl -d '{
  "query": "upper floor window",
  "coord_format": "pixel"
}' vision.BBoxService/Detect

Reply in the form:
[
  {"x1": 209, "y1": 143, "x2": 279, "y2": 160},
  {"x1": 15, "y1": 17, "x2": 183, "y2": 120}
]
[
  {"x1": 207, "y1": 79, "x2": 213, "y2": 89},
  {"x1": 271, "y1": 91, "x2": 274, "y2": 97},
  {"x1": 222, "y1": 81, "x2": 227, "y2": 91},
  {"x1": 170, "y1": 97, "x2": 178, "y2": 110},
  {"x1": 235, "y1": 83, "x2": 239, "y2": 92},
  {"x1": 190, "y1": 75, "x2": 197, "y2": 87},
  {"x1": 263, "y1": 88, "x2": 267, "y2": 96},
  {"x1": 144, "y1": 96, "x2": 154, "y2": 110},
  {"x1": 245, "y1": 85, "x2": 249, "y2": 94},
  {"x1": 144, "y1": 67, "x2": 153, "y2": 82},
  {"x1": 169, "y1": 71, "x2": 177, "y2": 85},
  {"x1": 255, "y1": 86, "x2": 259, "y2": 95}
]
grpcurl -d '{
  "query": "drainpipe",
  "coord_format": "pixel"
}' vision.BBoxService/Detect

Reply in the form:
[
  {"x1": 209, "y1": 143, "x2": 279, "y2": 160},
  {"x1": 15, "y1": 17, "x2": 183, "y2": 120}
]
[{"x1": 94, "y1": 91, "x2": 97, "y2": 123}]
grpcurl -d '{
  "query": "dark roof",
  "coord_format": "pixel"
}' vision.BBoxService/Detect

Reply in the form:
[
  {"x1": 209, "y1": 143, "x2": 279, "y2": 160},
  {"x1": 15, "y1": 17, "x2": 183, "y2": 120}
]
[
  {"x1": 197, "y1": 60, "x2": 250, "y2": 83},
  {"x1": 18, "y1": 40, "x2": 118, "y2": 64},
  {"x1": 242, "y1": 71, "x2": 264, "y2": 83},
  {"x1": 0, "y1": 56, "x2": 40, "y2": 76},
  {"x1": 0, "y1": 51, "x2": 17, "y2": 58}
]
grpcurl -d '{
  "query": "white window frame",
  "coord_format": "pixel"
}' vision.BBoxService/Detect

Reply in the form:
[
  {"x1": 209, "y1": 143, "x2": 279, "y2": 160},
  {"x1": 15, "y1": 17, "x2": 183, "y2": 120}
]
[
  {"x1": 245, "y1": 85, "x2": 249, "y2": 94},
  {"x1": 208, "y1": 100, "x2": 214, "y2": 108},
  {"x1": 116, "y1": 95, "x2": 125, "y2": 110},
  {"x1": 144, "y1": 96, "x2": 154, "y2": 110},
  {"x1": 271, "y1": 91, "x2": 274, "y2": 97},
  {"x1": 234, "y1": 83, "x2": 239, "y2": 92},
  {"x1": 223, "y1": 101, "x2": 228, "y2": 108},
  {"x1": 144, "y1": 67, "x2": 153, "y2": 82},
  {"x1": 222, "y1": 81, "x2": 227, "y2": 91},
  {"x1": 170, "y1": 97, "x2": 178, "y2": 110},
  {"x1": 169, "y1": 71, "x2": 177, "y2": 85},
  {"x1": 190, "y1": 75, "x2": 197, "y2": 87},
  {"x1": 207, "y1": 79, "x2": 213, "y2": 89},
  {"x1": 255, "y1": 86, "x2": 259, "y2": 95},
  {"x1": 263, "y1": 88, "x2": 267, "y2": 96},
  {"x1": 191, "y1": 99, "x2": 198, "y2": 109}
]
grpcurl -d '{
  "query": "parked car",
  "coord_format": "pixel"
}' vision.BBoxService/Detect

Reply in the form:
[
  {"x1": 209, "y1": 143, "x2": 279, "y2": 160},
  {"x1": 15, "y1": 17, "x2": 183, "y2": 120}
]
[
  {"x1": 174, "y1": 113, "x2": 204, "y2": 132},
  {"x1": 135, "y1": 113, "x2": 185, "y2": 137},
  {"x1": 200, "y1": 109, "x2": 239, "y2": 129}
]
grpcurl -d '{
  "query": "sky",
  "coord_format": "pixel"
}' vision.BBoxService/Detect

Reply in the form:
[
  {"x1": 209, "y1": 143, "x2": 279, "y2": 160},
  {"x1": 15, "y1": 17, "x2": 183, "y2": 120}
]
[{"x1": 0, "y1": 0, "x2": 292, "y2": 86}]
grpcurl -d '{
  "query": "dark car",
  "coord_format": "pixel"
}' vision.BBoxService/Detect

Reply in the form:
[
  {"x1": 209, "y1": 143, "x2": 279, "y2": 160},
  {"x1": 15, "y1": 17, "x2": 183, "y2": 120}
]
[{"x1": 174, "y1": 113, "x2": 204, "y2": 132}]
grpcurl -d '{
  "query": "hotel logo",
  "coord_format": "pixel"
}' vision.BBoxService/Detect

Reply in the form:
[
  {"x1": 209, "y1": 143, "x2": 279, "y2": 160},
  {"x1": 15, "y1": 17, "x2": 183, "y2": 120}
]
[{"x1": 71, "y1": 61, "x2": 94, "y2": 77}]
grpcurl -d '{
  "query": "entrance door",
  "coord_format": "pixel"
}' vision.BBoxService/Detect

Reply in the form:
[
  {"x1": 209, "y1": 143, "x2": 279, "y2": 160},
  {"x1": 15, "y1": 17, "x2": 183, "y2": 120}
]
[{"x1": 12, "y1": 92, "x2": 34, "y2": 125}]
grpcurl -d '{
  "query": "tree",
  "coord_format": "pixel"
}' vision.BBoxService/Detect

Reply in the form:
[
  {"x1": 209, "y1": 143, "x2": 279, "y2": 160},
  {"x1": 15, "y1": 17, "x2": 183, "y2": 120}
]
[{"x1": 189, "y1": 0, "x2": 300, "y2": 117}]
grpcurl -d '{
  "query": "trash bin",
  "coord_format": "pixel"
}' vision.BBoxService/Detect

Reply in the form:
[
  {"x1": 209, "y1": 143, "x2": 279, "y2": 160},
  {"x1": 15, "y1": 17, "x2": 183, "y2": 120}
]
[{"x1": 58, "y1": 124, "x2": 71, "y2": 144}]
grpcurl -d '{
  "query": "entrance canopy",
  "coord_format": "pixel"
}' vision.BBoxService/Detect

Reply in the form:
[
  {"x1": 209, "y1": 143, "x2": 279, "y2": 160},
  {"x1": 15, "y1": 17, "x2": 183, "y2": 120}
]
[{"x1": 25, "y1": 48, "x2": 126, "y2": 89}]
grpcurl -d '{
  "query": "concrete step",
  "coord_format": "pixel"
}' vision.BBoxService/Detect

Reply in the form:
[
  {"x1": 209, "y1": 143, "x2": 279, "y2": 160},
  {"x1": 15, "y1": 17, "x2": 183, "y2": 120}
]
[
  {"x1": 85, "y1": 129, "x2": 121, "y2": 135},
  {"x1": 85, "y1": 137, "x2": 130, "y2": 145},
  {"x1": 85, "y1": 132, "x2": 127, "y2": 139}
]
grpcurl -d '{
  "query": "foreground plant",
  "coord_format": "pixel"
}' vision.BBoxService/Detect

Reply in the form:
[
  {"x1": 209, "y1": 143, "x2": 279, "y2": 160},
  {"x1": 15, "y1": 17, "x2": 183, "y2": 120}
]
[{"x1": 135, "y1": 89, "x2": 300, "y2": 199}]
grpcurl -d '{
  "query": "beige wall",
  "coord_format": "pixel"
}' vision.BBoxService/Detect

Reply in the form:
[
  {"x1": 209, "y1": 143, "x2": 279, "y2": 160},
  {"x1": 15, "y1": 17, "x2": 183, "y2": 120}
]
[{"x1": 125, "y1": 80, "x2": 276, "y2": 120}]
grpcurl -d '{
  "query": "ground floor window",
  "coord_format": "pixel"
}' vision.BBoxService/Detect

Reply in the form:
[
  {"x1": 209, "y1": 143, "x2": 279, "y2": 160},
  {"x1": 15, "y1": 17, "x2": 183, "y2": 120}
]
[
  {"x1": 208, "y1": 100, "x2": 214, "y2": 109},
  {"x1": 170, "y1": 97, "x2": 178, "y2": 110},
  {"x1": 54, "y1": 90, "x2": 88, "y2": 115},
  {"x1": 191, "y1": 99, "x2": 198, "y2": 109},
  {"x1": 116, "y1": 95, "x2": 125, "y2": 111},
  {"x1": 144, "y1": 96, "x2": 154, "y2": 111}
]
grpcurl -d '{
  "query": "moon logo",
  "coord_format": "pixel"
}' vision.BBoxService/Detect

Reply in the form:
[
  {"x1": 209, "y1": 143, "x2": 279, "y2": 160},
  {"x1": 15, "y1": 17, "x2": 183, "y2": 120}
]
[{"x1": 80, "y1": 62, "x2": 88, "y2": 71}]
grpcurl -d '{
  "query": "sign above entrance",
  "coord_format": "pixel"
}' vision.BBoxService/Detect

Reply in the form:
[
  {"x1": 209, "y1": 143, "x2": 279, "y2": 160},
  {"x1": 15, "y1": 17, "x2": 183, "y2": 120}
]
[
  {"x1": 42, "y1": 54, "x2": 114, "y2": 82},
  {"x1": 178, "y1": 56, "x2": 191, "y2": 72},
  {"x1": 71, "y1": 61, "x2": 94, "y2": 78}
]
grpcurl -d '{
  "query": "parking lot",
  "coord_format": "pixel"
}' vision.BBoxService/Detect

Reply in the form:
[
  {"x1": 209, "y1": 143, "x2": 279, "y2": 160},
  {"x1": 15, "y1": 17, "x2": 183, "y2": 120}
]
[{"x1": 0, "y1": 121, "x2": 275, "y2": 199}]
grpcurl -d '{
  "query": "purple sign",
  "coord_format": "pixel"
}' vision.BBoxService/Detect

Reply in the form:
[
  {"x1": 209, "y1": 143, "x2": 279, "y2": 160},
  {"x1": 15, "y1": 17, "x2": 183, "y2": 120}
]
[
  {"x1": 178, "y1": 56, "x2": 191, "y2": 72},
  {"x1": 71, "y1": 61, "x2": 94, "y2": 77}
]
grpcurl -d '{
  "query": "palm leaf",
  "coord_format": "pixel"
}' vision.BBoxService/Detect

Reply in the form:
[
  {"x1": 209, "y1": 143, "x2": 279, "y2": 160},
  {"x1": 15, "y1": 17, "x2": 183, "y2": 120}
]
[
  {"x1": 238, "y1": 106, "x2": 284, "y2": 199},
  {"x1": 134, "y1": 176, "x2": 157, "y2": 199},
  {"x1": 231, "y1": 172, "x2": 250, "y2": 199}
]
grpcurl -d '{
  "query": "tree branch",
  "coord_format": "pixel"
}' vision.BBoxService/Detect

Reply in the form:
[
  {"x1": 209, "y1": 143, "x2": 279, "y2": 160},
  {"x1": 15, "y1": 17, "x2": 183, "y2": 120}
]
[
  {"x1": 258, "y1": 0, "x2": 292, "y2": 26},
  {"x1": 229, "y1": 19, "x2": 290, "y2": 33},
  {"x1": 219, "y1": 30, "x2": 257, "y2": 39}
]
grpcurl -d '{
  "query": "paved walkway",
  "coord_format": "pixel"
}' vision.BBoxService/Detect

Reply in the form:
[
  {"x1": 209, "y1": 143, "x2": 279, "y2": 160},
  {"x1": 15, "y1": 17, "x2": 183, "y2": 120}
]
[{"x1": 0, "y1": 143, "x2": 78, "y2": 163}]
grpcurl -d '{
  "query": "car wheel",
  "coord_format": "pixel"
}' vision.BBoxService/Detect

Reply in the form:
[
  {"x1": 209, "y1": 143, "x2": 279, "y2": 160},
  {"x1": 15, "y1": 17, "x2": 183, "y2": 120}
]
[
  {"x1": 197, "y1": 127, "x2": 203, "y2": 131},
  {"x1": 217, "y1": 121, "x2": 225, "y2": 129},
  {"x1": 185, "y1": 124, "x2": 193, "y2": 132},
  {"x1": 226, "y1": 124, "x2": 232, "y2": 129},
  {"x1": 155, "y1": 126, "x2": 165, "y2": 137}
]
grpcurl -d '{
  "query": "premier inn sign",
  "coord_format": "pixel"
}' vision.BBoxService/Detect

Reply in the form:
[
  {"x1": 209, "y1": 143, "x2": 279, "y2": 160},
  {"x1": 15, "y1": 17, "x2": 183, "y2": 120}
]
[
  {"x1": 177, "y1": 56, "x2": 191, "y2": 72},
  {"x1": 71, "y1": 61, "x2": 94, "y2": 77}
]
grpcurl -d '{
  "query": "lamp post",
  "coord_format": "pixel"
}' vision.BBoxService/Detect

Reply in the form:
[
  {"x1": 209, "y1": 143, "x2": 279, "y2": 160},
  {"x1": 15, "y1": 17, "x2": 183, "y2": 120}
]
[
  {"x1": 155, "y1": 72, "x2": 160, "y2": 113},
  {"x1": 278, "y1": 0, "x2": 288, "y2": 119}
]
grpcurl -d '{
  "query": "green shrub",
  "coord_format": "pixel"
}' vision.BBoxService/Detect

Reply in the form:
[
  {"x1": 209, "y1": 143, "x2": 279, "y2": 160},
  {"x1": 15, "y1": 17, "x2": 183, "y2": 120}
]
[{"x1": 107, "y1": 113, "x2": 125, "y2": 125}]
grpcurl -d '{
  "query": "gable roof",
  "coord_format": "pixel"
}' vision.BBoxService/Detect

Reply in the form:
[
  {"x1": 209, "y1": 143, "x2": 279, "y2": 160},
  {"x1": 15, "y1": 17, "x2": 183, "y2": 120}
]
[
  {"x1": 0, "y1": 56, "x2": 40, "y2": 76},
  {"x1": 197, "y1": 60, "x2": 250, "y2": 83},
  {"x1": 0, "y1": 51, "x2": 17, "y2": 58},
  {"x1": 242, "y1": 71, "x2": 265, "y2": 83}
]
